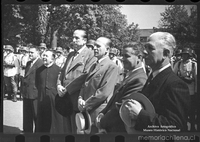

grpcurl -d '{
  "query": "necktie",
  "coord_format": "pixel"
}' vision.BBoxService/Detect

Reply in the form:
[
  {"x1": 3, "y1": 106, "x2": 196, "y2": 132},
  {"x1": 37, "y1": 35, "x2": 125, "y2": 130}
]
[{"x1": 143, "y1": 73, "x2": 153, "y2": 90}]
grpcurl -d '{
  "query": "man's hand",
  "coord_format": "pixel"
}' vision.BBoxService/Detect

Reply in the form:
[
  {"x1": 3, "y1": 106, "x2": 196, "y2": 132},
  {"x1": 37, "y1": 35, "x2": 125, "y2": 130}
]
[
  {"x1": 57, "y1": 85, "x2": 66, "y2": 97},
  {"x1": 95, "y1": 113, "x2": 104, "y2": 129},
  {"x1": 123, "y1": 99, "x2": 143, "y2": 120},
  {"x1": 78, "y1": 98, "x2": 85, "y2": 112}
]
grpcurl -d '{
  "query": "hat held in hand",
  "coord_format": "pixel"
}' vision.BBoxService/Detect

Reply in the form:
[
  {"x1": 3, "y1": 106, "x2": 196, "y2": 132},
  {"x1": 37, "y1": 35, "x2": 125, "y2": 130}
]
[
  {"x1": 118, "y1": 92, "x2": 155, "y2": 134},
  {"x1": 75, "y1": 111, "x2": 92, "y2": 134}
]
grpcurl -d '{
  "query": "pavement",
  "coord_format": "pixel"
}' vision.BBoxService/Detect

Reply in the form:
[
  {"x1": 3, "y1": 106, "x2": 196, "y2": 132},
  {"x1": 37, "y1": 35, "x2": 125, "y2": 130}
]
[{"x1": 3, "y1": 95, "x2": 23, "y2": 134}]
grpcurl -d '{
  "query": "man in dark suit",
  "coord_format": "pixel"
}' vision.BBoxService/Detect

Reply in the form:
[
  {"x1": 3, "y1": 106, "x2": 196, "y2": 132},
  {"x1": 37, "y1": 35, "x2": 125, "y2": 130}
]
[
  {"x1": 23, "y1": 45, "x2": 43, "y2": 133},
  {"x1": 96, "y1": 42, "x2": 147, "y2": 133},
  {"x1": 126, "y1": 32, "x2": 190, "y2": 132},
  {"x1": 57, "y1": 29, "x2": 96, "y2": 133}
]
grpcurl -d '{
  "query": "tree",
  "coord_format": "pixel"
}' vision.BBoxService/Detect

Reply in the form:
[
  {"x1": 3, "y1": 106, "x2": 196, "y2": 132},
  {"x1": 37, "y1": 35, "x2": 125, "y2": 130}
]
[{"x1": 157, "y1": 5, "x2": 198, "y2": 50}]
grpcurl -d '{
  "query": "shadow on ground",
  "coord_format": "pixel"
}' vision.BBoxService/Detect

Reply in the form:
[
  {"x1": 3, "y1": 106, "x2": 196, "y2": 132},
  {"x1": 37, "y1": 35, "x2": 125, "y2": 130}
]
[{"x1": 3, "y1": 125, "x2": 22, "y2": 134}]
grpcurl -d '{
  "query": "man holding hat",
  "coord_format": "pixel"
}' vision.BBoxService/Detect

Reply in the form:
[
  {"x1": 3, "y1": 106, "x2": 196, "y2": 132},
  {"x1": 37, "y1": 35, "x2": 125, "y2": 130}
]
[
  {"x1": 124, "y1": 32, "x2": 190, "y2": 132},
  {"x1": 55, "y1": 47, "x2": 66, "y2": 68},
  {"x1": 74, "y1": 37, "x2": 119, "y2": 134},
  {"x1": 56, "y1": 29, "x2": 96, "y2": 133},
  {"x1": 96, "y1": 42, "x2": 147, "y2": 133},
  {"x1": 3, "y1": 45, "x2": 18, "y2": 102},
  {"x1": 173, "y1": 47, "x2": 197, "y2": 131}
]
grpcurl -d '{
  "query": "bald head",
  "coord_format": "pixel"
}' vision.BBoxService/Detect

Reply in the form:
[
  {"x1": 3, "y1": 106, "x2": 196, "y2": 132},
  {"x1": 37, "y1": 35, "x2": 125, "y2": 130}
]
[
  {"x1": 148, "y1": 32, "x2": 176, "y2": 58},
  {"x1": 94, "y1": 37, "x2": 111, "y2": 59}
]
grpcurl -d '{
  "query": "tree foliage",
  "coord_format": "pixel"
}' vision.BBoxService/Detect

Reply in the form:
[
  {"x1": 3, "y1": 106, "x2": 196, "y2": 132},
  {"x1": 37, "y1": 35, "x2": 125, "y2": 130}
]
[
  {"x1": 156, "y1": 5, "x2": 198, "y2": 50},
  {"x1": 3, "y1": 4, "x2": 139, "y2": 51}
]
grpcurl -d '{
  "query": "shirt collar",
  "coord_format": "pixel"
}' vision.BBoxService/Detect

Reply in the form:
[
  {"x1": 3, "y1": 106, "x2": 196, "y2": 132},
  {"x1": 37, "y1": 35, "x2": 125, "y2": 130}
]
[
  {"x1": 152, "y1": 63, "x2": 171, "y2": 78},
  {"x1": 44, "y1": 62, "x2": 54, "y2": 68},
  {"x1": 98, "y1": 56, "x2": 108, "y2": 63},
  {"x1": 76, "y1": 45, "x2": 86, "y2": 55}
]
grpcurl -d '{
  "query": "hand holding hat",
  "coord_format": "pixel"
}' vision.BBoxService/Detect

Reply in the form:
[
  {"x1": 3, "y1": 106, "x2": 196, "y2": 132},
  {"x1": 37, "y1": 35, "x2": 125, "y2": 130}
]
[{"x1": 78, "y1": 97, "x2": 86, "y2": 112}]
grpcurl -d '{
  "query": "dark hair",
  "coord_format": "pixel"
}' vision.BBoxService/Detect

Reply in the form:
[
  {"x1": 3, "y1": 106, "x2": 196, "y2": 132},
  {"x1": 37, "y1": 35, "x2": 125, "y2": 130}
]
[
  {"x1": 75, "y1": 29, "x2": 88, "y2": 40},
  {"x1": 123, "y1": 42, "x2": 145, "y2": 57},
  {"x1": 29, "y1": 45, "x2": 40, "y2": 52}
]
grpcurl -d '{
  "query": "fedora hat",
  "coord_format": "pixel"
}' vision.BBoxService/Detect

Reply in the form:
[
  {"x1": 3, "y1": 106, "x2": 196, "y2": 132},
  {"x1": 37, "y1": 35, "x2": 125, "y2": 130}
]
[
  {"x1": 75, "y1": 111, "x2": 92, "y2": 134},
  {"x1": 55, "y1": 92, "x2": 73, "y2": 117},
  {"x1": 39, "y1": 43, "x2": 47, "y2": 49},
  {"x1": 4, "y1": 45, "x2": 14, "y2": 52},
  {"x1": 118, "y1": 92, "x2": 155, "y2": 134}
]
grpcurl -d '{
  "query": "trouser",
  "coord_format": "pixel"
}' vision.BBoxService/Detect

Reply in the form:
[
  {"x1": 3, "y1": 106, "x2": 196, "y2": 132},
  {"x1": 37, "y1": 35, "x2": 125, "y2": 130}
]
[
  {"x1": 19, "y1": 76, "x2": 24, "y2": 99},
  {"x1": 188, "y1": 94, "x2": 197, "y2": 131},
  {"x1": 4, "y1": 76, "x2": 17, "y2": 98},
  {"x1": 23, "y1": 98, "x2": 38, "y2": 133}
]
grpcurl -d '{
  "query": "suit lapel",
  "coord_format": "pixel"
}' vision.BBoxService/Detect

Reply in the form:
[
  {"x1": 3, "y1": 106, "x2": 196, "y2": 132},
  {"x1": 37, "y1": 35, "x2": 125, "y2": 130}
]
[
  {"x1": 142, "y1": 67, "x2": 172, "y2": 97},
  {"x1": 85, "y1": 57, "x2": 109, "y2": 82},
  {"x1": 68, "y1": 47, "x2": 88, "y2": 72},
  {"x1": 25, "y1": 59, "x2": 39, "y2": 77}
]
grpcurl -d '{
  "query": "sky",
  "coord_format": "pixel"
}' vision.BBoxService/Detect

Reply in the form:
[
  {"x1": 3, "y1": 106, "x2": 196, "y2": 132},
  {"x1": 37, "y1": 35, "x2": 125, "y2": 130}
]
[
  {"x1": 120, "y1": 5, "x2": 196, "y2": 29},
  {"x1": 120, "y1": 5, "x2": 168, "y2": 29}
]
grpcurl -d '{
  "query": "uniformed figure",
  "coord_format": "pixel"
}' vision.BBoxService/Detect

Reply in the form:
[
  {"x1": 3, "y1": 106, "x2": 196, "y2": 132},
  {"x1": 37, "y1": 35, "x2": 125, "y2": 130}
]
[
  {"x1": 54, "y1": 47, "x2": 66, "y2": 69},
  {"x1": 39, "y1": 43, "x2": 47, "y2": 58},
  {"x1": 109, "y1": 48, "x2": 124, "y2": 83},
  {"x1": 19, "y1": 46, "x2": 30, "y2": 99},
  {"x1": 173, "y1": 47, "x2": 197, "y2": 131},
  {"x1": 3, "y1": 45, "x2": 18, "y2": 102}
]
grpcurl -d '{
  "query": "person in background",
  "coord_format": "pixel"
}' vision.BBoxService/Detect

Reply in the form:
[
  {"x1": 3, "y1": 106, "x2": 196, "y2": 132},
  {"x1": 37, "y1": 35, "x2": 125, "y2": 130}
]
[
  {"x1": 3, "y1": 45, "x2": 18, "y2": 102},
  {"x1": 54, "y1": 47, "x2": 66, "y2": 69},
  {"x1": 126, "y1": 32, "x2": 190, "y2": 132},
  {"x1": 57, "y1": 29, "x2": 97, "y2": 133},
  {"x1": 173, "y1": 47, "x2": 197, "y2": 131},
  {"x1": 109, "y1": 48, "x2": 124, "y2": 83},
  {"x1": 22, "y1": 45, "x2": 43, "y2": 133},
  {"x1": 39, "y1": 43, "x2": 47, "y2": 58},
  {"x1": 19, "y1": 46, "x2": 29, "y2": 100},
  {"x1": 86, "y1": 39, "x2": 95, "y2": 50}
]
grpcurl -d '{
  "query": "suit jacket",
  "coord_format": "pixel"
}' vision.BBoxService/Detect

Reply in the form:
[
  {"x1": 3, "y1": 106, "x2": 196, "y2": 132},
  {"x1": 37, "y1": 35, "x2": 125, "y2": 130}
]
[
  {"x1": 57, "y1": 46, "x2": 96, "y2": 111},
  {"x1": 100, "y1": 67, "x2": 147, "y2": 133},
  {"x1": 135, "y1": 67, "x2": 190, "y2": 132},
  {"x1": 79, "y1": 56, "x2": 119, "y2": 121},
  {"x1": 23, "y1": 58, "x2": 43, "y2": 99}
]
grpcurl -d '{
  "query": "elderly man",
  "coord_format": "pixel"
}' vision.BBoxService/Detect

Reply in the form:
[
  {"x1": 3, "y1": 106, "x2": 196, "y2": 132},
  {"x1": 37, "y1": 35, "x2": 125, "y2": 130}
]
[
  {"x1": 74, "y1": 37, "x2": 119, "y2": 133},
  {"x1": 23, "y1": 45, "x2": 43, "y2": 133},
  {"x1": 124, "y1": 32, "x2": 190, "y2": 132},
  {"x1": 18, "y1": 46, "x2": 29, "y2": 100},
  {"x1": 3, "y1": 45, "x2": 18, "y2": 102},
  {"x1": 96, "y1": 42, "x2": 147, "y2": 133},
  {"x1": 57, "y1": 29, "x2": 96, "y2": 133},
  {"x1": 35, "y1": 50, "x2": 68, "y2": 133}
]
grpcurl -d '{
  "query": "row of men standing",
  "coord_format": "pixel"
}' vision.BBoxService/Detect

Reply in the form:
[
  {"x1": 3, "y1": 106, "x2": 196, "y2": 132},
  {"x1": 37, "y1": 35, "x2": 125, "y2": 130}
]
[{"x1": 4, "y1": 29, "x2": 195, "y2": 134}]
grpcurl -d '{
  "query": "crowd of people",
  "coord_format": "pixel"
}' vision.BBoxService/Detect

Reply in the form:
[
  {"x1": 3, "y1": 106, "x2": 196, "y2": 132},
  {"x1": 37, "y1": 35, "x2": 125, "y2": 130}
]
[{"x1": 3, "y1": 29, "x2": 199, "y2": 134}]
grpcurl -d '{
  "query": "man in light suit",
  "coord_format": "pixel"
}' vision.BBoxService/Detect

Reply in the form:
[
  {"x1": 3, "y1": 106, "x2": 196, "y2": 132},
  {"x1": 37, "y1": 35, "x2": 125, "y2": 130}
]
[
  {"x1": 23, "y1": 45, "x2": 43, "y2": 133},
  {"x1": 57, "y1": 29, "x2": 96, "y2": 133},
  {"x1": 96, "y1": 42, "x2": 147, "y2": 133},
  {"x1": 126, "y1": 32, "x2": 190, "y2": 132},
  {"x1": 76, "y1": 37, "x2": 119, "y2": 133}
]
